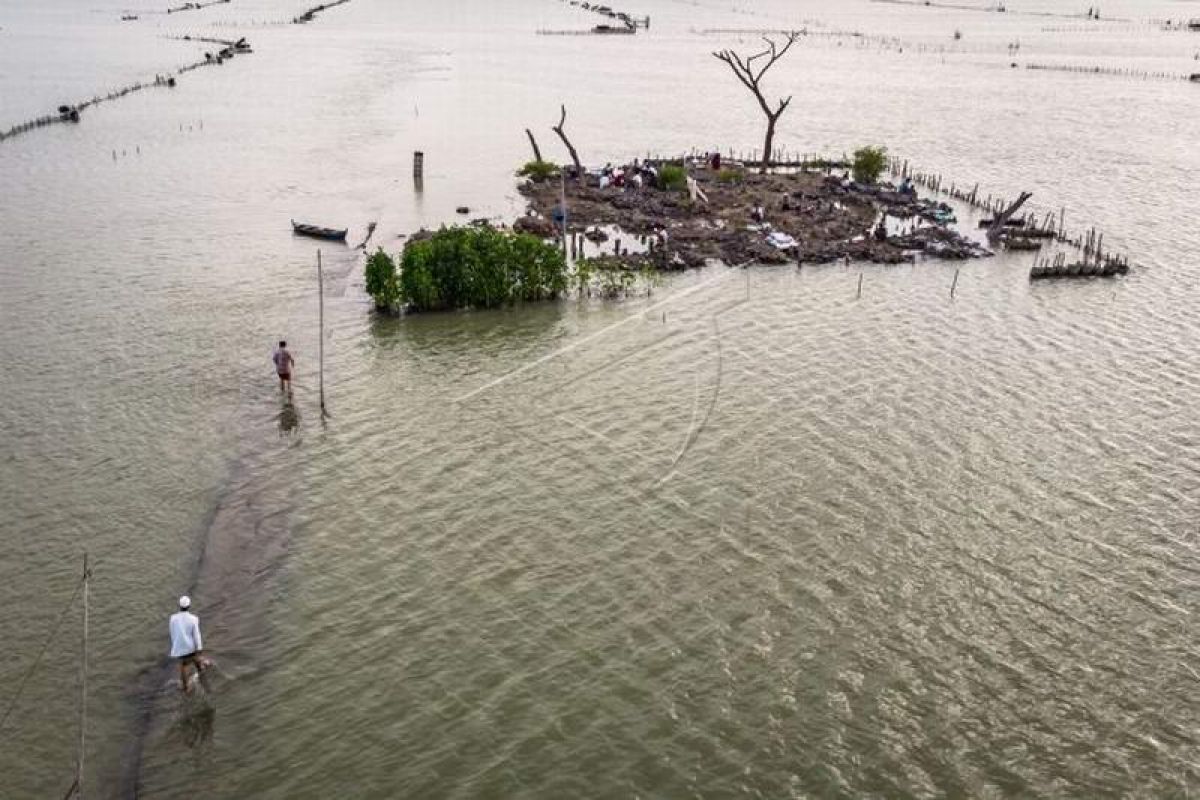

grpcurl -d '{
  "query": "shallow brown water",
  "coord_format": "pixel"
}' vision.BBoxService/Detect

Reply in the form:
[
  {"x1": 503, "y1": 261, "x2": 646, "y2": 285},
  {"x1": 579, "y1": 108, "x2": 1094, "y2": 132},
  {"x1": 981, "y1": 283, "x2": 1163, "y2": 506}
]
[{"x1": 1, "y1": 0, "x2": 1198, "y2": 796}]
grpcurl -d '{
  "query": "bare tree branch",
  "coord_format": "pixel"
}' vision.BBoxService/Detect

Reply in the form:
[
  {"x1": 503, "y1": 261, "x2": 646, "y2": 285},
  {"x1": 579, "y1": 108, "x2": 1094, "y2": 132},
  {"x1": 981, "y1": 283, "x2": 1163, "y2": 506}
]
[
  {"x1": 525, "y1": 128, "x2": 543, "y2": 163},
  {"x1": 551, "y1": 103, "x2": 583, "y2": 178},
  {"x1": 712, "y1": 31, "x2": 801, "y2": 173}
]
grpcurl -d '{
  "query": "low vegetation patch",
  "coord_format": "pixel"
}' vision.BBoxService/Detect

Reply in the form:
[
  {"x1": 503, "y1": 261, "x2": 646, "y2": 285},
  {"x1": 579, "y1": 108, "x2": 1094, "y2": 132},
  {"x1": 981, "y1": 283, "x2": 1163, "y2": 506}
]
[
  {"x1": 658, "y1": 164, "x2": 688, "y2": 192},
  {"x1": 852, "y1": 145, "x2": 888, "y2": 184},
  {"x1": 365, "y1": 248, "x2": 400, "y2": 311},
  {"x1": 516, "y1": 160, "x2": 561, "y2": 182}
]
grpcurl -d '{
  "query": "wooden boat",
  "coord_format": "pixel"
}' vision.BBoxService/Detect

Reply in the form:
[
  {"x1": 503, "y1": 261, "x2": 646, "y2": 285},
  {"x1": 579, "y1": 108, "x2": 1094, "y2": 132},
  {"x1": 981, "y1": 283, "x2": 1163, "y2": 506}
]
[
  {"x1": 593, "y1": 24, "x2": 635, "y2": 34},
  {"x1": 291, "y1": 220, "x2": 347, "y2": 241}
]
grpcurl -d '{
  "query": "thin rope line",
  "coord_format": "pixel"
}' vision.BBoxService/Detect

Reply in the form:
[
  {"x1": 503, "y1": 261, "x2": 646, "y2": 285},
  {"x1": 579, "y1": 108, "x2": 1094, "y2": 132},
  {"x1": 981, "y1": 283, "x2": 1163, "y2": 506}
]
[{"x1": 0, "y1": 575, "x2": 84, "y2": 736}]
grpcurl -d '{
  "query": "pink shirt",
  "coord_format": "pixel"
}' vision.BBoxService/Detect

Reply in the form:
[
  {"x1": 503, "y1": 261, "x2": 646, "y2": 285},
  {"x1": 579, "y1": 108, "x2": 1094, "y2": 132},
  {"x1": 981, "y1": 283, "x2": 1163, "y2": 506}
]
[{"x1": 273, "y1": 348, "x2": 293, "y2": 375}]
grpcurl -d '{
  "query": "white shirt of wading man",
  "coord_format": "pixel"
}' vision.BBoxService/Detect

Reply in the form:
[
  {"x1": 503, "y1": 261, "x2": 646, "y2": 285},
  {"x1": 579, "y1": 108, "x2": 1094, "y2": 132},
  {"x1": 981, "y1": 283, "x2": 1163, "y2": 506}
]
[{"x1": 169, "y1": 610, "x2": 203, "y2": 658}]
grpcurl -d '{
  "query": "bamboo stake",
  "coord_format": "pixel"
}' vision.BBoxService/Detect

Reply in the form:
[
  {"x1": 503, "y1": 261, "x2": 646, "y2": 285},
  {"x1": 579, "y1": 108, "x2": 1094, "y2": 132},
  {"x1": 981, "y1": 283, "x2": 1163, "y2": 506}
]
[
  {"x1": 77, "y1": 552, "x2": 89, "y2": 800},
  {"x1": 317, "y1": 250, "x2": 327, "y2": 418}
]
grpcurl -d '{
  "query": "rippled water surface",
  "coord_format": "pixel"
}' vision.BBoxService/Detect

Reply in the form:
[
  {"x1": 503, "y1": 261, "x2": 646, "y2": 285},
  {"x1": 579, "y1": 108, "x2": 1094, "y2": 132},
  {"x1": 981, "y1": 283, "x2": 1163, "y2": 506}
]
[{"x1": 1, "y1": 0, "x2": 1198, "y2": 796}]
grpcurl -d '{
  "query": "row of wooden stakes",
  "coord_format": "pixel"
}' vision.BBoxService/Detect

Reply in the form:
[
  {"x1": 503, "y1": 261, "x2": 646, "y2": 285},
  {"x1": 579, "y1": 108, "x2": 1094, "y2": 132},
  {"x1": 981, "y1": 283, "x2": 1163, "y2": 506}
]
[
  {"x1": 888, "y1": 158, "x2": 1133, "y2": 281},
  {"x1": 0, "y1": 39, "x2": 251, "y2": 145}
]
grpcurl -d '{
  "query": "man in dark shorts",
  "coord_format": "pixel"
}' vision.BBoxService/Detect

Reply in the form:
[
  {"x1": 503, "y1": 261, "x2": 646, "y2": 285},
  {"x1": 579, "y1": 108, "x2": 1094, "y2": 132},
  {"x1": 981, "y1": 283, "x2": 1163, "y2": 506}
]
[
  {"x1": 169, "y1": 595, "x2": 205, "y2": 693},
  {"x1": 273, "y1": 340, "x2": 294, "y2": 393}
]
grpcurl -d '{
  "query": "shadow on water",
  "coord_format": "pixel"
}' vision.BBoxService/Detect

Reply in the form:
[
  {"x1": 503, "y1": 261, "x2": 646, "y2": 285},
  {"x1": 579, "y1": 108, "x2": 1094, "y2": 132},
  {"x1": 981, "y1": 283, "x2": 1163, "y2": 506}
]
[
  {"x1": 367, "y1": 302, "x2": 575, "y2": 383},
  {"x1": 369, "y1": 300, "x2": 569, "y2": 348},
  {"x1": 118, "y1": 395, "x2": 295, "y2": 796},
  {"x1": 278, "y1": 395, "x2": 300, "y2": 437}
]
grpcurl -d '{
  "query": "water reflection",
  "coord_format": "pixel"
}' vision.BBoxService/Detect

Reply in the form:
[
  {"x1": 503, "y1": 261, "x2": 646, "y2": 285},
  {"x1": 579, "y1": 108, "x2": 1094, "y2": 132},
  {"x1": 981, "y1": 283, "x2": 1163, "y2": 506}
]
[
  {"x1": 369, "y1": 301, "x2": 570, "y2": 357},
  {"x1": 278, "y1": 397, "x2": 300, "y2": 437}
]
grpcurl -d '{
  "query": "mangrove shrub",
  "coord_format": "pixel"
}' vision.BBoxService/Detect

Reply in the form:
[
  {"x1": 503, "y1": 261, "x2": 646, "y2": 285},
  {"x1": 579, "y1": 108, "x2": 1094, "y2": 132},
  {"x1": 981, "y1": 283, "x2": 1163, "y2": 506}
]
[
  {"x1": 852, "y1": 146, "x2": 888, "y2": 185},
  {"x1": 715, "y1": 168, "x2": 744, "y2": 184},
  {"x1": 658, "y1": 164, "x2": 688, "y2": 192},
  {"x1": 517, "y1": 160, "x2": 561, "y2": 182},
  {"x1": 365, "y1": 247, "x2": 400, "y2": 311},
  {"x1": 400, "y1": 226, "x2": 568, "y2": 311}
]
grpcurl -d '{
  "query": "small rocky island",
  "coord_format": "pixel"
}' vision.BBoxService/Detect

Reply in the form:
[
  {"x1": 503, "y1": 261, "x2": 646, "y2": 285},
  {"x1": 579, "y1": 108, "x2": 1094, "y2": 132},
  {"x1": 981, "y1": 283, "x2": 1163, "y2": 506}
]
[{"x1": 515, "y1": 159, "x2": 990, "y2": 271}]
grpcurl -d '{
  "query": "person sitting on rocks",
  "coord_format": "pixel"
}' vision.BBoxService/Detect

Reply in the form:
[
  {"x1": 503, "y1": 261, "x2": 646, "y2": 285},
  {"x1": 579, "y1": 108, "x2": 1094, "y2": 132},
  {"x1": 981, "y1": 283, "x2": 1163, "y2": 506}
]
[{"x1": 750, "y1": 204, "x2": 766, "y2": 224}]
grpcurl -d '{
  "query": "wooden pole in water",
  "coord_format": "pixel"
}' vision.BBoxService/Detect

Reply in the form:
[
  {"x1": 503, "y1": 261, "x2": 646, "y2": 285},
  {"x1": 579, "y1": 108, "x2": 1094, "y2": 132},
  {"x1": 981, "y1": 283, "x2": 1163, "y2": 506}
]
[
  {"x1": 77, "y1": 551, "x2": 89, "y2": 800},
  {"x1": 559, "y1": 172, "x2": 568, "y2": 257},
  {"x1": 318, "y1": 250, "x2": 326, "y2": 417},
  {"x1": 857, "y1": 272, "x2": 863, "y2": 299}
]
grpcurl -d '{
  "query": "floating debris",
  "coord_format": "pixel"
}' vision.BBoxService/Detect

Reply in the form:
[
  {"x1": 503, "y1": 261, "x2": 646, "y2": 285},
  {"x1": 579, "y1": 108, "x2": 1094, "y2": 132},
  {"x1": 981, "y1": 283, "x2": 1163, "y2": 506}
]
[
  {"x1": 560, "y1": 0, "x2": 649, "y2": 30},
  {"x1": 166, "y1": 0, "x2": 230, "y2": 14},
  {"x1": 294, "y1": 0, "x2": 351, "y2": 24},
  {"x1": 353, "y1": 222, "x2": 378, "y2": 250}
]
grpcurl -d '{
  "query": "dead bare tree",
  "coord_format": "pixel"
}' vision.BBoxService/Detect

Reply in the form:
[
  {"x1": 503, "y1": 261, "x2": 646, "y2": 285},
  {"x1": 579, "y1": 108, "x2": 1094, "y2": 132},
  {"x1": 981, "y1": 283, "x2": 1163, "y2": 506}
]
[
  {"x1": 551, "y1": 104, "x2": 584, "y2": 178},
  {"x1": 525, "y1": 128, "x2": 543, "y2": 163},
  {"x1": 713, "y1": 32, "x2": 801, "y2": 174}
]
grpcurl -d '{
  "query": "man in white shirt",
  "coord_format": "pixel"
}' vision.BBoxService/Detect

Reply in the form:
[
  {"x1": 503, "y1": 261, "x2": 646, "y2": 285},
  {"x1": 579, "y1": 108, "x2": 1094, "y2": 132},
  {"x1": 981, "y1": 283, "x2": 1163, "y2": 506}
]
[{"x1": 169, "y1": 595, "x2": 205, "y2": 693}]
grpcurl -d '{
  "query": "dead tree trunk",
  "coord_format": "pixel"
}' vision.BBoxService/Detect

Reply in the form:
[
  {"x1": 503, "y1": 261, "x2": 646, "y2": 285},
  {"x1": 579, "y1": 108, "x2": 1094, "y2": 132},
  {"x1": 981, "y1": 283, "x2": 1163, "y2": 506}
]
[
  {"x1": 761, "y1": 112, "x2": 785, "y2": 173},
  {"x1": 713, "y1": 33, "x2": 800, "y2": 174},
  {"x1": 551, "y1": 105, "x2": 583, "y2": 178},
  {"x1": 987, "y1": 192, "x2": 1033, "y2": 240},
  {"x1": 525, "y1": 128, "x2": 543, "y2": 163}
]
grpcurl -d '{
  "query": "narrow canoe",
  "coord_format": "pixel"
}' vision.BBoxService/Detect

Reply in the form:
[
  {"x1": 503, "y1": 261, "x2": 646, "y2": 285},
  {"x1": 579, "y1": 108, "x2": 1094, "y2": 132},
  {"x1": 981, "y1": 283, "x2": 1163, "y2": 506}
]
[{"x1": 292, "y1": 220, "x2": 347, "y2": 241}]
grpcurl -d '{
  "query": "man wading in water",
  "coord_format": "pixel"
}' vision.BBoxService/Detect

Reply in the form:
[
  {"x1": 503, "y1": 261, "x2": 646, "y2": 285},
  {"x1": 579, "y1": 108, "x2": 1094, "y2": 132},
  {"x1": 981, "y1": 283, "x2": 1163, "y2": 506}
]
[
  {"x1": 169, "y1": 595, "x2": 206, "y2": 694},
  {"x1": 273, "y1": 340, "x2": 294, "y2": 394}
]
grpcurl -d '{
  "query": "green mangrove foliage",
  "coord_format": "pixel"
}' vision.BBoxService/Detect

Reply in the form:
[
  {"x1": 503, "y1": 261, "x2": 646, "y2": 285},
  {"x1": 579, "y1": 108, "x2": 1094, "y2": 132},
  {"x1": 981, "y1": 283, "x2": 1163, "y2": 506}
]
[
  {"x1": 852, "y1": 146, "x2": 888, "y2": 185},
  {"x1": 715, "y1": 168, "x2": 744, "y2": 184},
  {"x1": 517, "y1": 160, "x2": 561, "y2": 182},
  {"x1": 573, "y1": 257, "x2": 662, "y2": 299},
  {"x1": 365, "y1": 247, "x2": 401, "y2": 311},
  {"x1": 658, "y1": 164, "x2": 688, "y2": 192},
  {"x1": 400, "y1": 226, "x2": 568, "y2": 311}
]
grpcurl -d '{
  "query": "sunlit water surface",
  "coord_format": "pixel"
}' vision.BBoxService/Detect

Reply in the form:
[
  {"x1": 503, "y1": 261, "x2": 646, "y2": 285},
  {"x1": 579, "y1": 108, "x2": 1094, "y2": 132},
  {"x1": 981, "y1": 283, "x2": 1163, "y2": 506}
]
[{"x1": 1, "y1": 0, "x2": 1198, "y2": 796}]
